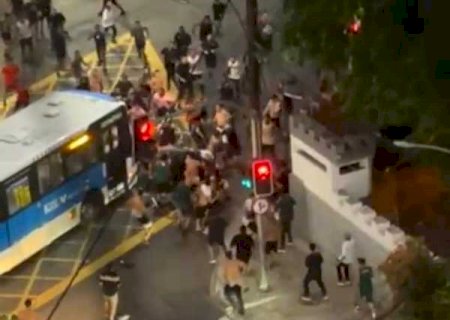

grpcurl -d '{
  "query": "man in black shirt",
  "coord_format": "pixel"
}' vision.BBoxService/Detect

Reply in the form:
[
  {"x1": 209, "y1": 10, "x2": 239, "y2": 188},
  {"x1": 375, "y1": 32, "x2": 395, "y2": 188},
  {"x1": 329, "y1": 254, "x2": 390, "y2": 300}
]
[
  {"x1": 173, "y1": 26, "x2": 191, "y2": 58},
  {"x1": 89, "y1": 24, "x2": 107, "y2": 67},
  {"x1": 131, "y1": 20, "x2": 149, "y2": 63},
  {"x1": 197, "y1": 15, "x2": 213, "y2": 43},
  {"x1": 212, "y1": 0, "x2": 227, "y2": 36},
  {"x1": 230, "y1": 225, "x2": 254, "y2": 266},
  {"x1": 51, "y1": 25, "x2": 67, "y2": 77},
  {"x1": 176, "y1": 57, "x2": 193, "y2": 100},
  {"x1": 275, "y1": 191, "x2": 296, "y2": 251},
  {"x1": 117, "y1": 74, "x2": 134, "y2": 98},
  {"x1": 301, "y1": 243, "x2": 328, "y2": 302},
  {"x1": 161, "y1": 45, "x2": 177, "y2": 89},
  {"x1": 99, "y1": 264, "x2": 121, "y2": 320},
  {"x1": 205, "y1": 213, "x2": 227, "y2": 264}
]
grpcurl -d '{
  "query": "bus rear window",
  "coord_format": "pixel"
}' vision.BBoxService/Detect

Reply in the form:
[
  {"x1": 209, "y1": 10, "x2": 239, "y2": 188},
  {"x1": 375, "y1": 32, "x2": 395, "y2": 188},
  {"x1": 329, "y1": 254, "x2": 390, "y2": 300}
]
[
  {"x1": 64, "y1": 140, "x2": 98, "y2": 177},
  {"x1": 6, "y1": 176, "x2": 32, "y2": 215}
]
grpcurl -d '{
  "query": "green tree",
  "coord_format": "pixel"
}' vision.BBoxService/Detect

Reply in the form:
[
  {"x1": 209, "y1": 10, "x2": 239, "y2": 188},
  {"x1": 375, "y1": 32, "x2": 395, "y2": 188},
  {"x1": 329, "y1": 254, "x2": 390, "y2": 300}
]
[
  {"x1": 380, "y1": 240, "x2": 450, "y2": 319},
  {"x1": 401, "y1": 249, "x2": 450, "y2": 319},
  {"x1": 282, "y1": 0, "x2": 450, "y2": 159}
]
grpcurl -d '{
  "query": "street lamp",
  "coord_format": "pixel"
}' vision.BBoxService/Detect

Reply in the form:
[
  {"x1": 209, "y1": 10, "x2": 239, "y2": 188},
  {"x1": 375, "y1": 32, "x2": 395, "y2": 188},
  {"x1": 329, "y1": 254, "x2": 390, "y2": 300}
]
[{"x1": 393, "y1": 141, "x2": 450, "y2": 155}]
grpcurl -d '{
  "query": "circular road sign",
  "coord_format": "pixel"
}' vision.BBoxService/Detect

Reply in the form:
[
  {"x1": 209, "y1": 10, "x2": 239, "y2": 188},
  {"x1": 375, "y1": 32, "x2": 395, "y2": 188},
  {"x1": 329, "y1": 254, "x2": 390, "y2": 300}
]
[{"x1": 253, "y1": 198, "x2": 269, "y2": 215}]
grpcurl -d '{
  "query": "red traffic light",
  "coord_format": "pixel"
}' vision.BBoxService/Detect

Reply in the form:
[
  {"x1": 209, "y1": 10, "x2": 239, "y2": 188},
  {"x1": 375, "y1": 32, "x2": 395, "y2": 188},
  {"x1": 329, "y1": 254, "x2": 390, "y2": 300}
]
[
  {"x1": 135, "y1": 118, "x2": 155, "y2": 142},
  {"x1": 347, "y1": 19, "x2": 361, "y2": 34},
  {"x1": 252, "y1": 159, "x2": 274, "y2": 196},
  {"x1": 255, "y1": 162, "x2": 271, "y2": 180}
]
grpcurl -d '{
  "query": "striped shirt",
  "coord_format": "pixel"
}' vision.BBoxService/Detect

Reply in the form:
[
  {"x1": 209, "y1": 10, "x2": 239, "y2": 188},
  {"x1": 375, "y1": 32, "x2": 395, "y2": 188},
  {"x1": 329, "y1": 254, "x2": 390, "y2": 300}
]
[{"x1": 99, "y1": 270, "x2": 121, "y2": 296}]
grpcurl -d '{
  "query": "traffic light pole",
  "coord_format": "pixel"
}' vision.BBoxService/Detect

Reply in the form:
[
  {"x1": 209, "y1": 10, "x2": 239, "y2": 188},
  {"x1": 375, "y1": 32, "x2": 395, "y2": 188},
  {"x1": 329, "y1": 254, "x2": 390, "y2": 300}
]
[{"x1": 246, "y1": 0, "x2": 269, "y2": 292}]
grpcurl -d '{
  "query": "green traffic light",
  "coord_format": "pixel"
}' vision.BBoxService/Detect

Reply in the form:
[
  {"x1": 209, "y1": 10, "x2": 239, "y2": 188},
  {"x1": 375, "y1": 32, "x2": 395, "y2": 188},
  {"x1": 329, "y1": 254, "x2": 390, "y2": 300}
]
[{"x1": 241, "y1": 178, "x2": 252, "y2": 189}]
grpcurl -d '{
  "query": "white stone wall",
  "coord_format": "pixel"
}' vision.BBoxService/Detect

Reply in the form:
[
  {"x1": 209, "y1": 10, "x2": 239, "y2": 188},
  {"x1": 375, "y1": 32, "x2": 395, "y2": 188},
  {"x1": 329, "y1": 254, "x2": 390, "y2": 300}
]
[{"x1": 290, "y1": 135, "x2": 406, "y2": 257}]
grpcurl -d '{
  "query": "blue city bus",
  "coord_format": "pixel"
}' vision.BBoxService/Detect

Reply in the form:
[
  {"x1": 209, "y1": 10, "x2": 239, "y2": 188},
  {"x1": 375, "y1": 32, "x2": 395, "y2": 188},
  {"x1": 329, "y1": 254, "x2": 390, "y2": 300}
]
[{"x1": 0, "y1": 90, "x2": 138, "y2": 274}]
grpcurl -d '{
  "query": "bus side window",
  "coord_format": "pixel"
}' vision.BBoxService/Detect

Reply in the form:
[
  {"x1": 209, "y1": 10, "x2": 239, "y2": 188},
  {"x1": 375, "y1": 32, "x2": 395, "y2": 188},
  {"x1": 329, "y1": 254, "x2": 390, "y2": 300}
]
[
  {"x1": 111, "y1": 126, "x2": 119, "y2": 149},
  {"x1": 102, "y1": 126, "x2": 119, "y2": 154},
  {"x1": 6, "y1": 176, "x2": 32, "y2": 215},
  {"x1": 102, "y1": 130, "x2": 111, "y2": 154},
  {"x1": 37, "y1": 153, "x2": 64, "y2": 194},
  {"x1": 65, "y1": 139, "x2": 99, "y2": 177}
]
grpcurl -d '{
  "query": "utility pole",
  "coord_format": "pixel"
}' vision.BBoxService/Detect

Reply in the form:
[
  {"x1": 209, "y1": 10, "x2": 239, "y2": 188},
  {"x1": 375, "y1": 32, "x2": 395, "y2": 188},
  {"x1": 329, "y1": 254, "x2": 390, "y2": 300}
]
[{"x1": 246, "y1": 0, "x2": 269, "y2": 292}]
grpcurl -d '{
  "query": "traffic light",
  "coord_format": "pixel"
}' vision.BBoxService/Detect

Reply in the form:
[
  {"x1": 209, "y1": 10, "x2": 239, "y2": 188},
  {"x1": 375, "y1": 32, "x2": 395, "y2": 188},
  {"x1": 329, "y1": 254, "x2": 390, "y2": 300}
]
[
  {"x1": 241, "y1": 178, "x2": 252, "y2": 190},
  {"x1": 252, "y1": 159, "x2": 274, "y2": 196},
  {"x1": 134, "y1": 117, "x2": 155, "y2": 142},
  {"x1": 345, "y1": 18, "x2": 361, "y2": 35}
]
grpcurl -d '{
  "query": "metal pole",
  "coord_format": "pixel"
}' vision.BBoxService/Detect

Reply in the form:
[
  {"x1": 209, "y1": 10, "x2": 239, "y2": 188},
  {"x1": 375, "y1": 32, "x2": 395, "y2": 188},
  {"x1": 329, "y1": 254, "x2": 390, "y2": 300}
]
[{"x1": 246, "y1": 0, "x2": 269, "y2": 292}]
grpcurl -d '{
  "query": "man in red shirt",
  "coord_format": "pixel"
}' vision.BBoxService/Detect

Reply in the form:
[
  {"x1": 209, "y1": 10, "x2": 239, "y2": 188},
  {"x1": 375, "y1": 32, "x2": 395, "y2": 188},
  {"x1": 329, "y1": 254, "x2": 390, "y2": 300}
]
[{"x1": 2, "y1": 52, "x2": 20, "y2": 105}]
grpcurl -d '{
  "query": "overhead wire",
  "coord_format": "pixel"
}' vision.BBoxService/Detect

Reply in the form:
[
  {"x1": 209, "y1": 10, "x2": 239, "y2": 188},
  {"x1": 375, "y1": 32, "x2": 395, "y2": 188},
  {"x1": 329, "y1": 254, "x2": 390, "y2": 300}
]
[{"x1": 45, "y1": 210, "x2": 116, "y2": 320}]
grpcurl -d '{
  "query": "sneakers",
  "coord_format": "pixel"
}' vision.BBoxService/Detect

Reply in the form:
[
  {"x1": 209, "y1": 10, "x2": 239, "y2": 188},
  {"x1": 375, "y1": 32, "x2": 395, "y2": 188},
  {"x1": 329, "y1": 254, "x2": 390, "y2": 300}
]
[
  {"x1": 209, "y1": 259, "x2": 217, "y2": 264},
  {"x1": 301, "y1": 296, "x2": 312, "y2": 302},
  {"x1": 322, "y1": 295, "x2": 329, "y2": 301},
  {"x1": 371, "y1": 310, "x2": 377, "y2": 319},
  {"x1": 278, "y1": 249, "x2": 286, "y2": 253},
  {"x1": 117, "y1": 315, "x2": 130, "y2": 320},
  {"x1": 337, "y1": 282, "x2": 345, "y2": 286},
  {"x1": 143, "y1": 221, "x2": 153, "y2": 229}
]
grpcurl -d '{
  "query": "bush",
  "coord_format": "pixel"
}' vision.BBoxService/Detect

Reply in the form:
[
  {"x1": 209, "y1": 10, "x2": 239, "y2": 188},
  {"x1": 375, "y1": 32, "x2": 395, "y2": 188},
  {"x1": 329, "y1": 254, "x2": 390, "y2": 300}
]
[{"x1": 380, "y1": 239, "x2": 450, "y2": 319}]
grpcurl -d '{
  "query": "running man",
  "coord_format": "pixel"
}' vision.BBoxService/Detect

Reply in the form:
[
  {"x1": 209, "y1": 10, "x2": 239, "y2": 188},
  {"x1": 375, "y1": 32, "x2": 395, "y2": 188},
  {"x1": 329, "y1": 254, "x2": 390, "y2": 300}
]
[{"x1": 131, "y1": 20, "x2": 149, "y2": 65}]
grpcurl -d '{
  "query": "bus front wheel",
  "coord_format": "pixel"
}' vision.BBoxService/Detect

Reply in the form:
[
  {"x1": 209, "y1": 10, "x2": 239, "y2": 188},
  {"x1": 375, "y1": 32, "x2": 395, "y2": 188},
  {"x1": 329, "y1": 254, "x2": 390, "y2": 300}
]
[{"x1": 81, "y1": 191, "x2": 105, "y2": 223}]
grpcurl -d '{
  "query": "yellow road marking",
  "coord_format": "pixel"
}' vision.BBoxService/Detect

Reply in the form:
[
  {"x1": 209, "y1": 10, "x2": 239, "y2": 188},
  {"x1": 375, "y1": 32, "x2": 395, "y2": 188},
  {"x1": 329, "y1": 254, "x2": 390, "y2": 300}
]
[
  {"x1": 108, "y1": 36, "x2": 134, "y2": 93},
  {"x1": 0, "y1": 275, "x2": 65, "y2": 281},
  {"x1": 17, "y1": 253, "x2": 44, "y2": 308},
  {"x1": 0, "y1": 33, "x2": 134, "y2": 119},
  {"x1": 144, "y1": 39, "x2": 178, "y2": 97},
  {"x1": 0, "y1": 32, "x2": 177, "y2": 119},
  {"x1": 0, "y1": 294, "x2": 36, "y2": 299},
  {"x1": 40, "y1": 257, "x2": 78, "y2": 263},
  {"x1": 12, "y1": 215, "x2": 173, "y2": 313},
  {"x1": 70, "y1": 224, "x2": 94, "y2": 274}
]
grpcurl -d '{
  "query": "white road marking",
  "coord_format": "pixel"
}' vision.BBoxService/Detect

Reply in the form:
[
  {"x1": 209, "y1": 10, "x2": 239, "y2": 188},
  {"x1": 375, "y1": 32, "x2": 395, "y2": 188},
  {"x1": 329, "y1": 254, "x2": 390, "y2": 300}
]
[{"x1": 224, "y1": 295, "x2": 279, "y2": 315}]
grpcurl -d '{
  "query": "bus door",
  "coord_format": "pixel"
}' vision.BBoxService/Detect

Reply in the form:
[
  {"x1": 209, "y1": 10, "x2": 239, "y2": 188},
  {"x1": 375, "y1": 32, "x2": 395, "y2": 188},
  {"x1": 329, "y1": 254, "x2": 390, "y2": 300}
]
[
  {"x1": 2, "y1": 171, "x2": 35, "y2": 245},
  {"x1": 102, "y1": 118, "x2": 132, "y2": 200}
]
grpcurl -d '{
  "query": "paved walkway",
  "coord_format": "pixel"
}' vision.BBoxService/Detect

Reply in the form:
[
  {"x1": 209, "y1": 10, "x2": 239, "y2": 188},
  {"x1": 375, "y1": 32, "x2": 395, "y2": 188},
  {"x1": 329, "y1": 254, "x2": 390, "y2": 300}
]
[{"x1": 211, "y1": 211, "x2": 382, "y2": 320}]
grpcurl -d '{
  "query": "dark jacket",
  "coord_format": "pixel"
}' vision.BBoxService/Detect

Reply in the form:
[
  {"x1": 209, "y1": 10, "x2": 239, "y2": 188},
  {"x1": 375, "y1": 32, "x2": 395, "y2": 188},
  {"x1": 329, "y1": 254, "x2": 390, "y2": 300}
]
[
  {"x1": 212, "y1": 1, "x2": 227, "y2": 21},
  {"x1": 305, "y1": 251, "x2": 323, "y2": 275},
  {"x1": 276, "y1": 193, "x2": 296, "y2": 221}
]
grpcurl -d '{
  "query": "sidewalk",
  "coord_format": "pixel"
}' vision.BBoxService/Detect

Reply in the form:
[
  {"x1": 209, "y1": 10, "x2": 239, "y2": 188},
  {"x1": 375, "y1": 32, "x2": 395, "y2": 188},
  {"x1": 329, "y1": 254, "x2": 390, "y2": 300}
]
[{"x1": 212, "y1": 229, "x2": 383, "y2": 320}]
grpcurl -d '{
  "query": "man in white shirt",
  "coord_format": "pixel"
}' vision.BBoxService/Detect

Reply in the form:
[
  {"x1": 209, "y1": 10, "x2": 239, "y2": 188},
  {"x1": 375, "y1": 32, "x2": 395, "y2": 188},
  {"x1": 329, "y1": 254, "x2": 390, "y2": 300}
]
[
  {"x1": 227, "y1": 56, "x2": 241, "y2": 99},
  {"x1": 101, "y1": 3, "x2": 118, "y2": 43},
  {"x1": 337, "y1": 233, "x2": 356, "y2": 286},
  {"x1": 16, "y1": 16, "x2": 33, "y2": 61}
]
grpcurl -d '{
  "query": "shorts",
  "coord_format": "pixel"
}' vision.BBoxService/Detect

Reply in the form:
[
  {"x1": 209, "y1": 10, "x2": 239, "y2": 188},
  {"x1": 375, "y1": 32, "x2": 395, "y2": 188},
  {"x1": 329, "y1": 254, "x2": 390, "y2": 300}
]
[
  {"x1": 360, "y1": 291, "x2": 374, "y2": 303},
  {"x1": 236, "y1": 252, "x2": 251, "y2": 265},
  {"x1": 135, "y1": 42, "x2": 145, "y2": 51},
  {"x1": 1, "y1": 32, "x2": 11, "y2": 42},
  {"x1": 208, "y1": 237, "x2": 224, "y2": 247},
  {"x1": 271, "y1": 117, "x2": 280, "y2": 128},
  {"x1": 195, "y1": 205, "x2": 208, "y2": 219},
  {"x1": 265, "y1": 241, "x2": 278, "y2": 255}
]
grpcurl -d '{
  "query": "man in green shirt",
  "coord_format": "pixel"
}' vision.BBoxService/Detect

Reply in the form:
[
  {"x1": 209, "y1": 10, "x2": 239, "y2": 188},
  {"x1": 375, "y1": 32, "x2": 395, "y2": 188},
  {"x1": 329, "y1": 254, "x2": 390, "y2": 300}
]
[
  {"x1": 152, "y1": 154, "x2": 172, "y2": 193},
  {"x1": 355, "y1": 258, "x2": 377, "y2": 319},
  {"x1": 171, "y1": 181, "x2": 194, "y2": 235}
]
